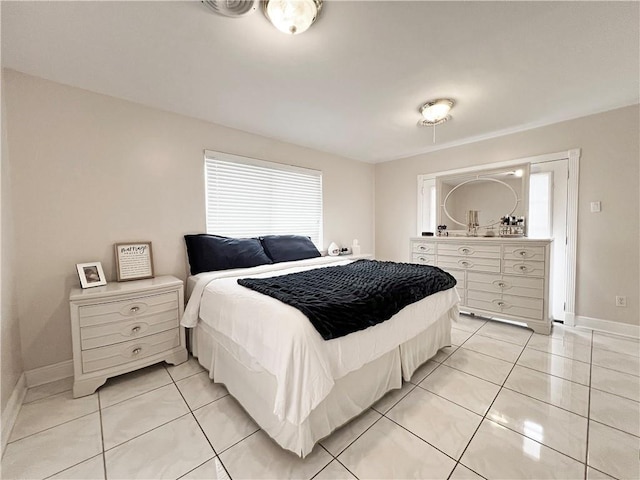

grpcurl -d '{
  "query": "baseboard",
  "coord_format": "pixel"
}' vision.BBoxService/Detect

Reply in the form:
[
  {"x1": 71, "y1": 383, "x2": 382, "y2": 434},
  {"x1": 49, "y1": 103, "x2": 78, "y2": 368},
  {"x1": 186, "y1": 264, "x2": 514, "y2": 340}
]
[
  {"x1": 564, "y1": 311, "x2": 576, "y2": 327},
  {"x1": 25, "y1": 360, "x2": 73, "y2": 388},
  {"x1": 575, "y1": 315, "x2": 640, "y2": 339},
  {"x1": 1, "y1": 373, "x2": 27, "y2": 453}
]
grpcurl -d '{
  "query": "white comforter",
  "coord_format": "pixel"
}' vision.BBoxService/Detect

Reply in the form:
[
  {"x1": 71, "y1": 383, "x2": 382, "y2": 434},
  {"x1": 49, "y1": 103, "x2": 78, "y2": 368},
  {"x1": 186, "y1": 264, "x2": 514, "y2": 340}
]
[{"x1": 182, "y1": 257, "x2": 459, "y2": 425}]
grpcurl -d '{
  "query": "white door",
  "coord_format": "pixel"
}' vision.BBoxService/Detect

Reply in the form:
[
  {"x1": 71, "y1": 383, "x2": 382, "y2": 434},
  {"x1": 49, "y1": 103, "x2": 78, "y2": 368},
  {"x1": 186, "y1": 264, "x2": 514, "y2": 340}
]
[{"x1": 530, "y1": 160, "x2": 568, "y2": 322}]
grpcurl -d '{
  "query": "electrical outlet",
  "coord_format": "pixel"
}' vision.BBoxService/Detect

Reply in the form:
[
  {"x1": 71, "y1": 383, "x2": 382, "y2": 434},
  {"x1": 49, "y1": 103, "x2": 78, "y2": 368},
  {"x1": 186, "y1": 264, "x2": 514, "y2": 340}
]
[{"x1": 615, "y1": 296, "x2": 627, "y2": 307}]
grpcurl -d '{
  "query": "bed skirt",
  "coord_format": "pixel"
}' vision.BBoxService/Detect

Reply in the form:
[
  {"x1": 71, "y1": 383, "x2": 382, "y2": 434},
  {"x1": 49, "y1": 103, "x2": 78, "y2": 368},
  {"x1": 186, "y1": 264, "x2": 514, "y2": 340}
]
[{"x1": 190, "y1": 309, "x2": 453, "y2": 457}]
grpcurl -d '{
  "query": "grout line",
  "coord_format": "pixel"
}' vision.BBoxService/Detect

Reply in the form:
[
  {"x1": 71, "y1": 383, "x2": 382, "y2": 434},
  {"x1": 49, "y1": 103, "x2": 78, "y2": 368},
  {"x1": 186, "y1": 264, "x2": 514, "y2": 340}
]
[
  {"x1": 97, "y1": 392, "x2": 108, "y2": 480},
  {"x1": 6, "y1": 409, "x2": 99, "y2": 446},
  {"x1": 584, "y1": 329, "x2": 593, "y2": 480}
]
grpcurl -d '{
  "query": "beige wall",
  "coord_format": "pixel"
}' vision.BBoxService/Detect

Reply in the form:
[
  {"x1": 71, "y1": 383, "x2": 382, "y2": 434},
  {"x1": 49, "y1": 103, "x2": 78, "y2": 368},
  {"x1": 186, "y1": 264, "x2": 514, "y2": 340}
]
[
  {"x1": 376, "y1": 105, "x2": 639, "y2": 327},
  {"x1": 5, "y1": 70, "x2": 375, "y2": 371},
  {"x1": 1, "y1": 67, "x2": 24, "y2": 410}
]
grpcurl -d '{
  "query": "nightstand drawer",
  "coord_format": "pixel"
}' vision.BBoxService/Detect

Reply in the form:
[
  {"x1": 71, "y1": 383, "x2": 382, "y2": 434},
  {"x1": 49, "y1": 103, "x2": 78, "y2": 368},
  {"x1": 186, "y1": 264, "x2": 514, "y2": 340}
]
[
  {"x1": 80, "y1": 308, "x2": 179, "y2": 350},
  {"x1": 81, "y1": 328, "x2": 180, "y2": 373},
  {"x1": 78, "y1": 291, "x2": 178, "y2": 327}
]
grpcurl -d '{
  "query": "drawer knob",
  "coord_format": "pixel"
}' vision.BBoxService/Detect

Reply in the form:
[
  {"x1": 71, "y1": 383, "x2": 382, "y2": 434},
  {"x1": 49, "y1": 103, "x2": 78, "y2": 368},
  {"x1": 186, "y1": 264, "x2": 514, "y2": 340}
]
[
  {"x1": 131, "y1": 326, "x2": 141, "y2": 334},
  {"x1": 497, "y1": 282, "x2": 506, "y2": 288},
  {"x1": 460, "y1": 261, "x2": 470, "y2": 267},
  {"x1": 519, "y1": 265, "x2": 528, "y2": 272},
  {"x1": 519, "y1": 251, "x2": 527, "y2": 257},
  {"x1": 419, "y1": 257, "x2": 426, "y2": 261},
  {"x1": 497, "y1": 301, "x2": 505, "y2": 307},
  {"x1": 419, "y1": 245, "x2": 427, "y2": 251},
  {"x1": 461, "y1": 248, "x2": 470, "y2": 254},
  {"x1": 132, "y1": 347, "x2": 142, "y2": 355},
  {"x1": 130, "y1": 306, "x2": 140, "y2": 313}
]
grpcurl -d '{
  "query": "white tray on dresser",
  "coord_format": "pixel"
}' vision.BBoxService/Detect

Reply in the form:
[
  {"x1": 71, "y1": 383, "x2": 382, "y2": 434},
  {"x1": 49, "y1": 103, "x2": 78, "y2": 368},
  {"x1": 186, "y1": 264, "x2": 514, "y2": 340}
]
[{"x1": 410, "y1": 236, "x2": 553, "y2": 334}]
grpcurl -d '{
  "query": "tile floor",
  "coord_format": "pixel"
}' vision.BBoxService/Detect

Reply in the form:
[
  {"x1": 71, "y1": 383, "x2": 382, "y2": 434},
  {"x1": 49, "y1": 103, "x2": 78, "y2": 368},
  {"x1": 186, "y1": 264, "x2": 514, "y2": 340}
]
[{"x1": 2, "y1": 317, "x2": 639, "y2": 480}]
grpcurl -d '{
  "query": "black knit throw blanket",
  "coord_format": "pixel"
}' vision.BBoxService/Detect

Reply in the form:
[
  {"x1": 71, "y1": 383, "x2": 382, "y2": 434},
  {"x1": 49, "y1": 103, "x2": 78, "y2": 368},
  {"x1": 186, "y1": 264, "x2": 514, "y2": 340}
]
[{"x1": 237, "y1": 260, "x2": 456, "y2": 340}]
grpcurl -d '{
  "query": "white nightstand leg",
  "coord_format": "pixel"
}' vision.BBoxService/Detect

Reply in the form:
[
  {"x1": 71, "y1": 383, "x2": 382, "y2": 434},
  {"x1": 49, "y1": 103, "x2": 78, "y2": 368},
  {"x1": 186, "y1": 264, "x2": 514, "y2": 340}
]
[
  {"x1": 164, "y1": 348, "x2": 188, "y2": 366},
  {"x1": 73, "y1": 377, "x2": 107, "y2": 398}
]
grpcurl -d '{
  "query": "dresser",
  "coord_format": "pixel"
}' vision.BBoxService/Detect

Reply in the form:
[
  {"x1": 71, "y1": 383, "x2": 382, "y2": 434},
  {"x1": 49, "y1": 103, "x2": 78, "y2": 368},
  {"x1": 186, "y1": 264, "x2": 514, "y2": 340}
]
[
  {"x1": 410, "y1": 237, "x2": 552, "y2": 334},
  {"x1": 69, "y1": 275, "x2": 188, "y2": 397}
]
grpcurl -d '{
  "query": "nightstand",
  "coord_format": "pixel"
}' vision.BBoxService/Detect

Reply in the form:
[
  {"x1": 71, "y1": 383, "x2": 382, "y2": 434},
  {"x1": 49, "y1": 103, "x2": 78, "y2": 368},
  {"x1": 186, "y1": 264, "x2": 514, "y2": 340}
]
[{"x1": 69, "y1": 275, "x2": 188, "y2": 398}]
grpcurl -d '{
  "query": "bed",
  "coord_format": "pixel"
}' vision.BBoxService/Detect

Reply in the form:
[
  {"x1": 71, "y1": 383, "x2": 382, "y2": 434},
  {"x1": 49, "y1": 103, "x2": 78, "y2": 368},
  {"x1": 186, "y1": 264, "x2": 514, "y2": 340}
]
[{"x1": 181, "y1": 235, "x2": 460, "y2": 457}]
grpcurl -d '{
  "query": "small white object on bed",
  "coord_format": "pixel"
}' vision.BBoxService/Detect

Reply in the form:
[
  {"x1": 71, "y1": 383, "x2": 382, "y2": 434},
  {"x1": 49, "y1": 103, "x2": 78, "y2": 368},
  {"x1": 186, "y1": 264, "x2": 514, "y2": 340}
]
[{"x1": 183, "y1": 256, "x2": 459, "y2": 456}]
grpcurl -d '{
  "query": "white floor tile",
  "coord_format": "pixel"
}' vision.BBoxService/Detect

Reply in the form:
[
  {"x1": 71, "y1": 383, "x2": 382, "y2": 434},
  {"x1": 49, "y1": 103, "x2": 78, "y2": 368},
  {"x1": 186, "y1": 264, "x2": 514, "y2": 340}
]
[
  {"x1": 23, "y1": 377, "x2": 73, "y2": 404},
  {"x1": 475, "y1": 321, "x2": 533, "y2": 346},
  {"x1": 105, "y1": 414, "x2": 214, "y2": 480},
  {"x1": 444, "y1": 347, "x2": 514, "y2": 385},
  {"x1": 527, "y1": 335, "x2": 592, "y2": 363},
  {"x1": 48, "y1": 454, "x2": 105, "y2": 480},
  {"x1": 504, "y1": 365, "x2": 589, "y2": 416},
  {"x1": 592, "y1": 347, "x2": 640, "y2": 376},
  {"x1": 371, "y1": 381, "x2": 416, "y2": 414},
  {"x1": 10, "y1": 391, "x2": 98, "y2": 442},
  {"x1": 419, "y1": 364, "x2": 501, "y2": 415},
  {"x1": 179, "y1": 457, "x2": 231, "y2": 480},
  {"x1": 587, "y1": 420, "x2": 640, "y2": 480},
  {"x1": 387, "y1": 386, "x2": 482, "y2": 460},
  {"x1": 487, "y1": 388, "x2": 588, "y2": 461},
  {"x1": 338, "y1": 417, "x2": 456, "y2": 479},
  {"x1": 451, "y1": 315, "x2": 487, "y2": 333},
  {"x1": 592, "y1": 331, "x2": 639, "y2": 357},
  {"x1": 220, "y1": 430, "x2": 332, "y2": 480},
  {"x1": 549, "y1": 324, "x2": 592, "y2": 346},
  {"x1": 449, "y1": 464, "x2": 485, "y2": 480},
  {"x1": 589, "y1": 388, "x2": 640, "y2": 437},
  {"x1": 461, "y1": 420, "x2": 584, "y2": 479},
  {"x1": 2, "y1": 413, "x2": 102, "y2": 480},
  {"x1": 591, "y1": 365, "x2": 640, "y2": 402},
  {"x1": 166, "y1": 356, "x2": 206, "y2": 382},
  {"x1": 517, "y1": 348, "x2": 590, "y2": 385},
  {"x1": 432, "y1": 345, "x2": 459, "y2": 363},
  {"x1": 98, "y1": 364, "x2": 172, "y2": 408},
  {"x1": 461, "y1": 334, "x2": 525, "y2": 363},
  {"x1": 101, "y1": 383, "x2": 189, "y2": 450},
  {"x1": 451, "y1": 327, "x2": 474, "y2": 346},
  {"x1": 313, "y1": 460, "x2": 357, "y2": 480},
  {"x1": 194, "y1": 395, "x2": 260, "y2": 453},
  {"x1": 176, "y1": 371, "x2": 228, "y2": 410},
  {"x1": 320, "y1": 408, "x2": 381, "y2": 456},
  {"x1": 408, "y1": 360, "x2": 439, "y2": 384}
]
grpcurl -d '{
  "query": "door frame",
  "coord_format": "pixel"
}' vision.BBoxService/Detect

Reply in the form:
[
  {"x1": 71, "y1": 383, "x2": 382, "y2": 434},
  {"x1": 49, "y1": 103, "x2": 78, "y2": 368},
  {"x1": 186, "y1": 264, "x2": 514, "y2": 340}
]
[{"x1": 417, "y1": 148, "x2": 580, "y2": 325}]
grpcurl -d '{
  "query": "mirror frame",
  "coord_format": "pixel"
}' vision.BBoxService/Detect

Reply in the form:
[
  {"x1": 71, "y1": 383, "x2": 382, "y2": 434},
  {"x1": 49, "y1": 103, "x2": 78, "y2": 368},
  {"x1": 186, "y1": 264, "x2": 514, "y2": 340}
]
[{"x1": 436, "y1": 163, "x2": 530, "y2": 235}]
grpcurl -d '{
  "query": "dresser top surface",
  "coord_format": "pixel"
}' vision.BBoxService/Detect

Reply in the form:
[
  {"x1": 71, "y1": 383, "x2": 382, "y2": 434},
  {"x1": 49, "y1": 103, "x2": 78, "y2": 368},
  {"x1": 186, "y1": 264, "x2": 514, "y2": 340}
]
[
  {"x1": 70, "y1": 275, "x2": 182, "y2": 301},
  {"x1": 411, "y1": 236, "x2": 552, "y2": 244}
]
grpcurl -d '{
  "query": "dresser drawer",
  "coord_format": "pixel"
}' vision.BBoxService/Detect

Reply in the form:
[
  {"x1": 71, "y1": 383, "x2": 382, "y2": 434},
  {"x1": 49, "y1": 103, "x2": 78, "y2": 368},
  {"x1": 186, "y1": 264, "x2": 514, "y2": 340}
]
[
  {"x1": 467, "y1": 271, "x2": 544, "y2": 298},
  {"x1": 78, "y1": 291, "x2": 178, "y2": 327},
  {"x1": 412, "y1": 253, "x2": 435, "y2": 265},
  {"x1": 438, "y1": 255, "x2": 501, "y2": 273},
  {"x1": 503, "y1": 245, "x2": 546, "y2": 261},
  {"x1": 438, "y1": 243, "x2": 501, "y2": 258},
  {"x1": 411, "y1": 241, "x2": 435, "y2": 255},
  {"x1": 80, "y1": 309, "x2": 179, "y2": 350},
  {"x1": 81, "y1": 328, "x2": 180, "y2": 373},
  {"x1": 502, "y1": 260, "x2": 545, "y2": 277},
  {"x1": 467, "y1": 290, "x2": 543, "y2": 320}
]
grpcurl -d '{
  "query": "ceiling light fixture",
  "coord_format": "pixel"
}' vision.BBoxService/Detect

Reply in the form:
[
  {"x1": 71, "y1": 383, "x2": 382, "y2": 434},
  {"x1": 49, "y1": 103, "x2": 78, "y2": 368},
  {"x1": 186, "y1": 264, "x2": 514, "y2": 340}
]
[
  {"x1": 417, "y1": 98, "x2": 455, "y2": 143},
  {"x1": 263, "y1": 0, "x2": 323, "y2": 35}
]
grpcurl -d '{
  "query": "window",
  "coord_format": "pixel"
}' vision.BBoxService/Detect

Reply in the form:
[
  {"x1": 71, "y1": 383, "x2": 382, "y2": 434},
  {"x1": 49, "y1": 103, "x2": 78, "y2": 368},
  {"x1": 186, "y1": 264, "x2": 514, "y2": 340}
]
[{"x1": 204, "y1": 151, "x2": 323, "y2": 246}]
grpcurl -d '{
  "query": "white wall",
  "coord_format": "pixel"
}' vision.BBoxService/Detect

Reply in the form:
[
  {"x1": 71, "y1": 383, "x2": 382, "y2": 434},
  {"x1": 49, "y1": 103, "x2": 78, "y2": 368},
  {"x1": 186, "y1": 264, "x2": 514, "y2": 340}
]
[
  {"x1": 1, "y1": 66, "x2": 24, "y2": 410},
  {"x1": 375, "y1": 105, "x2": 639, "y2": 328},
  {"x1": 5, "y1": 70, "x2": 375, "y2": 371}
]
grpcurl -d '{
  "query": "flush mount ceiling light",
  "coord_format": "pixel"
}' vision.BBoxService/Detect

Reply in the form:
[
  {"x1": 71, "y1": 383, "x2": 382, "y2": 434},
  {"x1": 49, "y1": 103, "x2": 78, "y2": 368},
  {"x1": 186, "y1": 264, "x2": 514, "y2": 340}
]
[
  {"x1": 263, "y1": 0, "x2": 323, "y2": 35},
  {"x1": 418, "y1": 98, "x2": 454, "y2": 127},
  {"x1": 201, "y1": 0, "x2": 258, "y2": 17}
]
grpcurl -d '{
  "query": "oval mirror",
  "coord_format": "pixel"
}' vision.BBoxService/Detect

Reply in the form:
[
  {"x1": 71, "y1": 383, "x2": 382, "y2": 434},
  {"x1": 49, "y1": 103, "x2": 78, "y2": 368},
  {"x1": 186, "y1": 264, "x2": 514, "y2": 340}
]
[{"x1": 442, "y1": 177, "x2": 519, "y2": 228}]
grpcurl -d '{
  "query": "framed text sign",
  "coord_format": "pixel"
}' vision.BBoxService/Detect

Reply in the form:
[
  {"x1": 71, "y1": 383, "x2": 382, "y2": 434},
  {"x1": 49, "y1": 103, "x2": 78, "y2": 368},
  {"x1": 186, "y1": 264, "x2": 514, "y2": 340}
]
[{"x1": 114, "y1": 242, "x2": 155, "y2": 281}]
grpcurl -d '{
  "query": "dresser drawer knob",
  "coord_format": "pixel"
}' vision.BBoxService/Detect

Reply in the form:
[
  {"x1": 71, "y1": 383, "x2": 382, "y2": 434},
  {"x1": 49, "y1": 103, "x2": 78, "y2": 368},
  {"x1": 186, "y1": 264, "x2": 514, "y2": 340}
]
[
  {"x1": 419, "y1": 245, "x2": 427, "y2": 251},
  {"x1": 497, "y1": 301, "x2": 505, "y2": 307},
  {"x1": 519, "y1": 265, "x2": 528, "y2": 272},
  {"x1": 461, "y1": 248, "x2": 470, "y2": 254},
  {"x1": 131, "y1": 326, "x2": 141, "y2": 334},
  {"x1": 460, "y1": 260, "x2": 472, "y2": 267},
  {"x1": 497, "y1": 282, "x2": 506, "y2": 288},
  {"x1": 419, "y1": 257, "x2": 426, "y2": 262},
  {"x1": 130, "y1": 306, "x2": 140, "y2": 313},
  {"x1": 132, "y1": 347, "x2": 142, "y2": 356}
]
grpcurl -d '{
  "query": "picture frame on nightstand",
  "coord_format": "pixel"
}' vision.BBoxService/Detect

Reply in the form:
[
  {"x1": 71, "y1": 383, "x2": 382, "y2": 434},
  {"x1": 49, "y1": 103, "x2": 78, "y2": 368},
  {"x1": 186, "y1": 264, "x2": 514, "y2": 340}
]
[
  {"x1": 76, "y1": 262, "x2": 107, "y2": 289},
  {"x1": 114, "y1": 241, "x2": 155, "y2": 282}
]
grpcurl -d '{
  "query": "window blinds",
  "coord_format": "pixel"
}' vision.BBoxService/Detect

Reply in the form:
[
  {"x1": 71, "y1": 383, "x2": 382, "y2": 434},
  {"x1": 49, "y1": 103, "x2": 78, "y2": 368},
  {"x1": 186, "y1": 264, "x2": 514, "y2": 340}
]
[{"x1": 204, "y1": 152, "x2": 323, "y2": 246}]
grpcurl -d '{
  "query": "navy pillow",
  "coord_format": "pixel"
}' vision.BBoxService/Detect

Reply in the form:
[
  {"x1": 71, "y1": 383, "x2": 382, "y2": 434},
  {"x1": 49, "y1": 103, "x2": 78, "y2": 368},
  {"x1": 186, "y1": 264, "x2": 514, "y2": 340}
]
[
  {"x1": 260, "y1": 235, "x2": 321, "y2": 263},
  {"x1": 184, "y1": 234, "x2": 272, "y2": 275}
]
